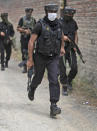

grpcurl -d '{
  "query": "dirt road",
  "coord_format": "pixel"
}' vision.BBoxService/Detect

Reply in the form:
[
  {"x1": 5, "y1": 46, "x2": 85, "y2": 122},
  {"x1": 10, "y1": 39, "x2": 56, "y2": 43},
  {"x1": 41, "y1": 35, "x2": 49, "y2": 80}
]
[{"x1": 0, "y1": 60, "x2": 97, "y2": 131}]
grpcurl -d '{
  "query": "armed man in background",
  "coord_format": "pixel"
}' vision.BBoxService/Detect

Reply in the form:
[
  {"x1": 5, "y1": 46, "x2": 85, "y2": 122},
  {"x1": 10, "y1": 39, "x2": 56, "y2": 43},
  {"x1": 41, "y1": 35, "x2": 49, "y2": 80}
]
[
  {"x1": 0, "y1": 13, "x2": 15, "y2": 71},
  {"x1": 59, "y1": 6, "x2": 78, "y2": 96},
  {"x1": 17, "y1": 8, "x2": 36, "y2": 73},
  {"x1": 27, "y1": 3, "x2": 65, "y2": 118}
]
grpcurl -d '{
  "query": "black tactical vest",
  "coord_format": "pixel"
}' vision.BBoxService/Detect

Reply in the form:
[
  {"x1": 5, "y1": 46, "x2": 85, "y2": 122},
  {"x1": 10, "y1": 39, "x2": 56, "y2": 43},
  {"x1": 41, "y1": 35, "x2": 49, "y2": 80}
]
[
  {"x1": 23, "y1": 16, "x2": 35, "y2": 30},
  {"x1": 36, "y1": 19, "x2": 62, "y2": 56}
]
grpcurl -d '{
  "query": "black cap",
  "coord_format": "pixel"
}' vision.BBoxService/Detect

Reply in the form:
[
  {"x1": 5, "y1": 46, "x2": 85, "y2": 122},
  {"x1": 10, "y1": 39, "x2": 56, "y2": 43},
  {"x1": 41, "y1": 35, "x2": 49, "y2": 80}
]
[
  {"x1": 25, "y1": 8, "x2": 33, "y2": 12},
  {"x1": 1, "y1": 13, "x2": 8, "y2": 17},
  {"x1": 64, "y1": 6, "x2": 76, "y2": 15},
  {"x1": 44, "y1": 3, "x2": 58, "y2": 12}
]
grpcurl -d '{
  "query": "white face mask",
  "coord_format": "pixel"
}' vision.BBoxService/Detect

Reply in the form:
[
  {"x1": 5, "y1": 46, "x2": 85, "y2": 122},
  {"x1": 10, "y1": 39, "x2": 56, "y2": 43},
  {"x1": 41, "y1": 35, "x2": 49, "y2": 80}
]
[{"x1": 48, "y1": 13, "x2": 57, "y2": 21}]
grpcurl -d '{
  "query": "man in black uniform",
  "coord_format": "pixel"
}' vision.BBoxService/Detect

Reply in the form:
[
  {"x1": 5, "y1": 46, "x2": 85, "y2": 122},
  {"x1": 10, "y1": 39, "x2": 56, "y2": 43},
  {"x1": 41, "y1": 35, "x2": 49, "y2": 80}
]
[
  {"x1": 0, "y1": 13, "x2": 15, "y2": 70},
  {"x1": 59, "y1": 6, "x2": 78, "y2": 96},
  {"x1": 27, "y1": 4, "x2": 65, "y2": 118},
  {"x1": 17, "y1": 8, "x2": 36, "y2": 73}
]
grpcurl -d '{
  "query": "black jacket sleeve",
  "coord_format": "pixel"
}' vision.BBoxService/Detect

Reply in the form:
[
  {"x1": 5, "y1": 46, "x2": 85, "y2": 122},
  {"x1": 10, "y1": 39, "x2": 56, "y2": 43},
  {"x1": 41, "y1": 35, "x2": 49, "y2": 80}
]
[
  {"x1": 17, "y1": 17, "x2": 23, "y2": 27},
  {"x1": 9, "y1": 24, "x2": 15, "y2": 37}
]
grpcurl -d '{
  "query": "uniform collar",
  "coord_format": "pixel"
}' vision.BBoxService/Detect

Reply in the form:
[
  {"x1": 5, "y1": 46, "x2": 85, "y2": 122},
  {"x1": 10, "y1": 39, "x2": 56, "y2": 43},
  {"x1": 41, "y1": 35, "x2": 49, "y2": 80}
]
[{"x1": 43, "y1": 16, "x2": 59, "y2": 30}]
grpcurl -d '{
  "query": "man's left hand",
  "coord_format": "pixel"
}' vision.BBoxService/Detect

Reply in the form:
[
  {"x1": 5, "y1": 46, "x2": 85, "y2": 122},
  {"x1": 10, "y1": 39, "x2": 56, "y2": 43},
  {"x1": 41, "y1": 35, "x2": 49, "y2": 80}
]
[
  {"x1": 73, "y1": 48, "x2": 76, "y2": 52},
  {"x1": 60, "y1": 48, "x2": 65, "y2": 56}
]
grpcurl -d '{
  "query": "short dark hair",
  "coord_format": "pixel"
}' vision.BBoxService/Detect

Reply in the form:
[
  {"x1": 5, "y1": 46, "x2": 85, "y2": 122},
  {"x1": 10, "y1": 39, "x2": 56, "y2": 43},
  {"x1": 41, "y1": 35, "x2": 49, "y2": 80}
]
[{"x1": 25, "y1": 8, "x2": 33, "y2": 12}]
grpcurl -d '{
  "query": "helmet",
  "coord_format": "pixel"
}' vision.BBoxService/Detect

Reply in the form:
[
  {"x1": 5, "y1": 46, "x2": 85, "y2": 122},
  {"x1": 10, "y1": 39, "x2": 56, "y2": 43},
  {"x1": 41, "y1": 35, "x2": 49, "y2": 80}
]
[
  {"x1": 64, "y1": 6, "x2": 76, "y2": 15},
  {"x1": 44, "y1": 3, "x2": 58, "y2": 12},
  {"x1": 1, "y1": 13, "x2": 8, "y2": 18},
  {"x1": 25, "y1": 8, "x2": 33, "y2": 12}
]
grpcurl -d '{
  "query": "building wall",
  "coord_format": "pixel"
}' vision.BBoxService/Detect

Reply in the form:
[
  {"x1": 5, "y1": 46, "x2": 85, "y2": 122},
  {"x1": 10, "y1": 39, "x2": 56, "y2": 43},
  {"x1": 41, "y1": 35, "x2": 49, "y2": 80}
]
[
  {"x1": 67, "y1": 0, "x2": 97, "y2": 87},
  {"x1": 0, "y1": 0, "x2": 60, "y2": 28},
  {"x1": 0, "y1": 0, "x2": 60, "y2": 47}
]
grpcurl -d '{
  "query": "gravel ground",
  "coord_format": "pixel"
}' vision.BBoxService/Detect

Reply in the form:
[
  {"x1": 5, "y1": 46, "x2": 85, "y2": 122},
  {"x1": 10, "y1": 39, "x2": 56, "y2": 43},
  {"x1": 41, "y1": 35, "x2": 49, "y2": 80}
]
[{"x1": 0, "y1": 59, "x2": 97, "y2": 131}]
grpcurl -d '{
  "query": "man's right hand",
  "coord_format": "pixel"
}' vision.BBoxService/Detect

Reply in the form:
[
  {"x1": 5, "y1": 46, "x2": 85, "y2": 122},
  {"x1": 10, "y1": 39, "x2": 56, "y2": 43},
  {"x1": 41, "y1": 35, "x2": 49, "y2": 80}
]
[
  {"x1": 60, "y1": 47, "x2": 65, "y2": 56},
  {"x1": 27, "y1": 60, "x2": 34, "y2": 70},
  {"x1": 0, "y1": 32, "x2": 5, "y2": 36},
  {"x1": 25, "y1": 29, "x2": 31, "y2": 35},
  {"x1": 64, "y1": 35, "x2": 70, "y2": 42}
]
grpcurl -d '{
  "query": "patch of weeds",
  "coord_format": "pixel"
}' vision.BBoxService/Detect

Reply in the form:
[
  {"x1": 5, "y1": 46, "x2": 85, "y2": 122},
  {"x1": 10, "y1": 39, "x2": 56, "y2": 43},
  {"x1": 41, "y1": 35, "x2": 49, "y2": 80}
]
[
  {"x1": 71, "y1": 77, "x2": 97, "y2": 107},
  {"x1": 11, "y1": 49, "x2": 21, "y2": 61}
]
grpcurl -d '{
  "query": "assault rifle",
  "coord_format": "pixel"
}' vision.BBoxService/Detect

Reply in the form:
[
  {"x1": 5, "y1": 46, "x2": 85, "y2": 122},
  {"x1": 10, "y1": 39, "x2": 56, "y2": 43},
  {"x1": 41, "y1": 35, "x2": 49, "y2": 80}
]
[
  {"x1": 20, "y1": 26, "x2": 32, "y2": 39},
  {"x1": 66, "y1": 35, "x2": 86, "y2": 64},
  {"x1": 0, "y1": 25, "x2": 10, "y2": 44},
  {"x1": 27, "y1": 66, "x2": 34, "y2": 91},
  {"x1": 18, "y1": 49, "x2": 34, "y2": 91},
  {"x1": 21, "y1": 26, "x2": 32, "y2": 34}
]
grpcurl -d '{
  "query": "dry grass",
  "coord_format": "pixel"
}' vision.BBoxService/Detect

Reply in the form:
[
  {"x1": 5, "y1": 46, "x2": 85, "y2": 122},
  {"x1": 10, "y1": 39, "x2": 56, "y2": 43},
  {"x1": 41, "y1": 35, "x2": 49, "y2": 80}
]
[
  {"x1": 11, "y1": 49, "x2": 21, "y2": 61},
  {"x1": 71, "y1": 77, "x2": 97, "y2": 107}
]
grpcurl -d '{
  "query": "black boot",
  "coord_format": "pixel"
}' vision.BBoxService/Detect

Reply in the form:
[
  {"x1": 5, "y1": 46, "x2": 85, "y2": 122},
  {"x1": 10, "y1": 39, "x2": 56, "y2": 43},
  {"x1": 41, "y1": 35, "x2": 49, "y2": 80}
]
[
  {"x1": 5, "y1": 61, "x2": 8, "y2": 68},
  {"x1": 50, "y1": 103, "x2": 61, "y2": 118},
  {"x1": 28, "y1": 86, "x2": 36, "y2": 101},
  {"x1": 67, "y1": 82, "x2": 72, "y2": 90},
  {"x1": 1, "y1": 64, "x2": 5, "y2": 71},
  {"x1": 22, "y1": 65, "x2": 27, "y2": 73},
  {"x1": 62, "y1": 85, "x2": 68, "y2": 96}
]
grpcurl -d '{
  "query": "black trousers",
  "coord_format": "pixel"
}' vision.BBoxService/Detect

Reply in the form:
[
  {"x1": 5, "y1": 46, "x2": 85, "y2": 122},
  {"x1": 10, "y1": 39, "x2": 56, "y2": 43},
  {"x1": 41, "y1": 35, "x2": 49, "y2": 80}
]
[
  {"x1": 31, "y1": 53, "x2": 60, "y2": 103},
  {"x1": 59, "y1": 49, "x2": 78, "y2": 85},
  {"x1": 0, "y1": 40, "x2": 12, "y2": 65},
  {"x1": 20, "y1": 35, "x2": 30, "y2": 61}
]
